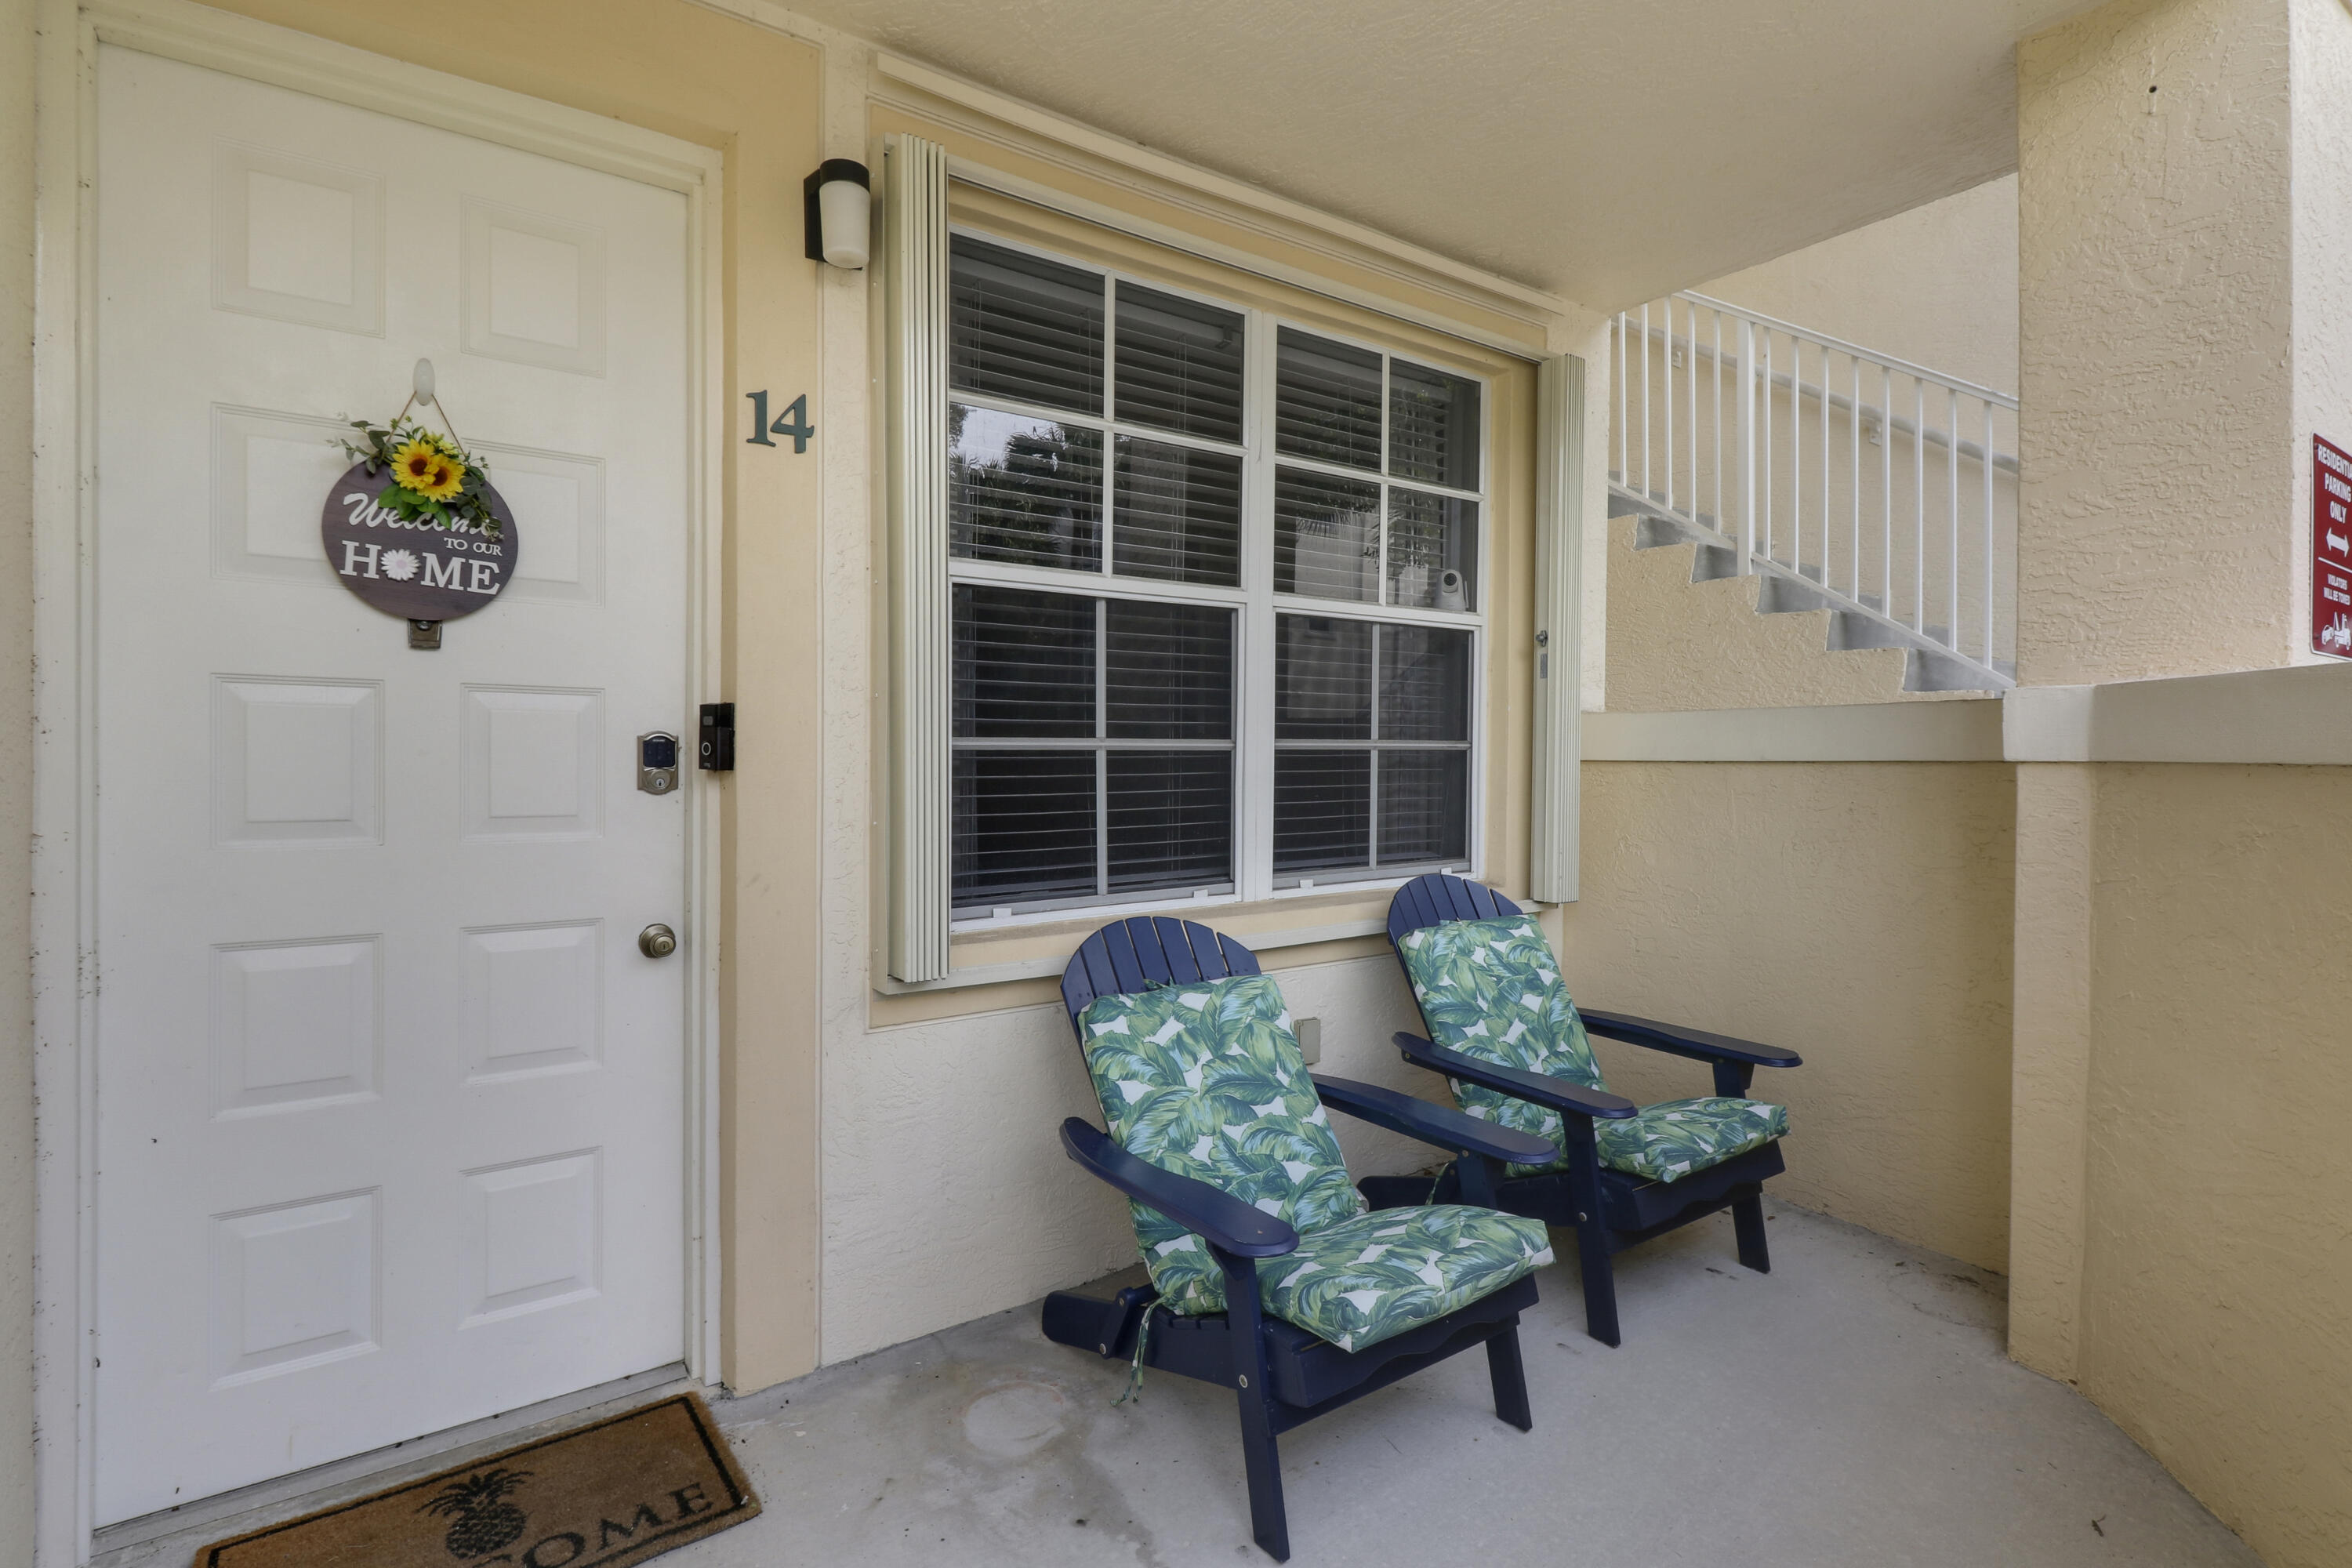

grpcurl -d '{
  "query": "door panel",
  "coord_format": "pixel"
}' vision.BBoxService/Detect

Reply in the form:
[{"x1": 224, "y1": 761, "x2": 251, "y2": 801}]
[{"x1": 93, "y1": 45, "x2": 692, "y2": 1524}]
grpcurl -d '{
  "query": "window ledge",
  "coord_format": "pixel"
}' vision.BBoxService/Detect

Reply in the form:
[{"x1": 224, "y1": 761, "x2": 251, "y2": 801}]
[{"x1": 874, "y1": 913, "x2": 1395, "y2": 996}]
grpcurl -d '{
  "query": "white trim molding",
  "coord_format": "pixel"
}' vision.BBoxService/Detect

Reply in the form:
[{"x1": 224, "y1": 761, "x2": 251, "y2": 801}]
[
  {"x1": 873, "y1": 51, "x2": 1567, "y2": 332},
  {"x1": 1583, "y1": 701, "x2": 2006, "y2": 763},
  {"x1": 879, "y1": 916, "x2": 1394, "y2": 995},
  {"x1": 2005, "y1": 663, "x2": 2352, "y2": 764},
  {"x1": 31, "y1": 5, "x2": 729, "y2": 1560},
  {"x1": 882, "y1": 132, "x2": 953, "y2": 982},
  {"x1": 1580, "y1": 665, "x2": 2352, "y2": 768},
  {"x1": 1529, "y1": 354, "x2": 1584, "y2": 900}
]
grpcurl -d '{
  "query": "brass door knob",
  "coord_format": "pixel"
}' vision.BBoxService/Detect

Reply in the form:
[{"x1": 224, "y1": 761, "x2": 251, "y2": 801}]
[{"x1": 638, "y1": 923, "x2": 678, "y2": 958}]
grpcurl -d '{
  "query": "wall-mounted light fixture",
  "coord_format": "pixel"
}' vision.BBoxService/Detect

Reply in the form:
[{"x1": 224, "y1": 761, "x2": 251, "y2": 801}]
[{"x1": 804, "y1": 158, "x2": 872, "y2": 270}]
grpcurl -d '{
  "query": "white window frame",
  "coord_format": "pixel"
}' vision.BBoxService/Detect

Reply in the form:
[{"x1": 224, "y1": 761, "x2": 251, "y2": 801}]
[{"x1": 945, "y1": 227, "x2": 1492, "y2": 931}]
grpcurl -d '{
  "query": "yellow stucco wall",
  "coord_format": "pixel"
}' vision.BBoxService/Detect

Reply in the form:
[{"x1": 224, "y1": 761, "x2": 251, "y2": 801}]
[
  {"x1": 2075, "y1": 764, "x2": 2352, "y2": 1567},
  {"x1": 1564, "y1": 761, "x2": 2017, "y2": 1272},
  {"x1": 2018, "y1": 0, "x2": 2297, "y2": 685},
  {"x1": 1702, "y1": 175, "x2": 2019, "y2": 397},
  {"x1": 2009, "y1": 5, "x2": 2352, "y2": 1560}
]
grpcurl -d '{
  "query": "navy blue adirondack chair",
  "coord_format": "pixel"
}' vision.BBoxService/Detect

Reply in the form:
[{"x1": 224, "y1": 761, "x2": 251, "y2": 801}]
[
  {"x1": 1040, "y1": 916, "x2": 1559, "y2": 1563},
  {"x1": 1378, "y1": 874, "x2": 1802, "y2": 1347}
]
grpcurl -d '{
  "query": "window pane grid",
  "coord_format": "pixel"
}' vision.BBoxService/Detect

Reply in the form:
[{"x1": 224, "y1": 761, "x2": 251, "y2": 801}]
[
  {"x1": 1270, "y1": 615, "x2": 1470, "y2": 881},
  {"x1": 951, "y1": 579, "x2": 1235, "y2": 913},
  {"x1": 1271, "y1": 328, "x2": 1484, "y2": 616},
  {"x1": 948, "y1": 234, "x2": 1485, "y2": 919},
  {"x1": 1267, "y1": 447, "x2": 1483, "y2": 502}
]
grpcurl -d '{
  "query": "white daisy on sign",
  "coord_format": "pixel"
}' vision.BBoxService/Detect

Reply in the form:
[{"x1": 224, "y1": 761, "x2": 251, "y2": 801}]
[{"x1": 381, "y1": 549, "x2": 419, "y2": 582}]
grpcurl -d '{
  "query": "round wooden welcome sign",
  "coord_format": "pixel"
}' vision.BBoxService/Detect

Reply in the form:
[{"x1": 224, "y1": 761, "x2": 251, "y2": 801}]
[{"x1": 321, "y1": 462, "x2": 519, "y2": 622}]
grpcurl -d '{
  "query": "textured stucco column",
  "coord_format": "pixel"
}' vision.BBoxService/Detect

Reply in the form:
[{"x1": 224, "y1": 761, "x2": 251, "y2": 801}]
[
  {"x1": 2013, "y1": 5, "x2": 2352, "y2": 1555},
  {"x1": 2019, "y1": 0, "x2": 2352, "y2": 684},
  {"x1": 2004, "y1": 764, "x2": 2095, "y2": 1383},
  {"x1": 2019, "y1": 0, "x2": 2292, "y2": 686}
]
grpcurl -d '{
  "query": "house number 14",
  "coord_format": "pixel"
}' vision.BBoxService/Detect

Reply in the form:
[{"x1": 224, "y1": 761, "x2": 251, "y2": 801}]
[{"x1": 746, "y1": 390, "x2": 815, "y2": 452}]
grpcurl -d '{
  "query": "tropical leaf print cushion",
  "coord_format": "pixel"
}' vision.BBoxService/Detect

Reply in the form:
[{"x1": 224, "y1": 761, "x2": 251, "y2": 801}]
[
  {"x1": 1079, "y1": 975, "x2": 1367, "y2": 1316},
  {"x1": 1398, "y1": 913, "x2": 1789, "y2": 1182},
  {"x1": 1596, "y1": 1098, "x2": 1789, "y2": 1182},
  {"x1": 1256, "y1": 1205, "x2": 1553, "y2": 1352},
  {"x1": 1079, "y1": 975, "x2": 1553, "y2": 1351},
  {"x1": 1396, "y1": 914, "x2": 1604, "y2": 1175}
]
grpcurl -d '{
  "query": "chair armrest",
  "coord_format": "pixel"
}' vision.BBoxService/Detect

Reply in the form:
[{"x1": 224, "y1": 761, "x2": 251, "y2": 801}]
[
  {"x1": 1309, "y1": 1074, "x2": 1558, "y2": 1167},
  {"x1": 1393, "y1": 1033, "x2": 1639, "y2": 1120},
  {"x1": 1577, "y1": 1010, "x2": 1802, "y2": 1069},
  {"x1": 1058, "y1": 1119, "x2": 1299, "y2": 1258}
]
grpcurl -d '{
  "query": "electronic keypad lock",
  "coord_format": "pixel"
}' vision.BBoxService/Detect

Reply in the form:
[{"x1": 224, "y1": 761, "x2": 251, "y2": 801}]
[{"x1": 637, "y1": 731, "x2": 681, "y2": 795}]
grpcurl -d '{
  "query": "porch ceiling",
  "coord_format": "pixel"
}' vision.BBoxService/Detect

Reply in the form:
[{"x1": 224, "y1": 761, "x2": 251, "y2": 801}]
[{"x1": 801, "y1": 0, "x2": 2090, "y2": 310}]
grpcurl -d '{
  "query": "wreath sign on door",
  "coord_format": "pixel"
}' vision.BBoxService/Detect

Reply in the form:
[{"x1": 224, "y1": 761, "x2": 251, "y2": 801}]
[{"x1": 321, "y1": 359, "x2": 520, "y2": 648}]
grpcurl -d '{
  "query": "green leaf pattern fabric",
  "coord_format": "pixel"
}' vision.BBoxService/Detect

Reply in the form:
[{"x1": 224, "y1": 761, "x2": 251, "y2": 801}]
[
  {"x1": 1250, "y1": 1205, "x2": 1553, "y2": 1353},
  {"x1": 1398, "y1": 913, "x2": 1789, "y2": 1182},
  {"x1": 1396, "y1": 915, "x2": 1603, "y2": 1176},
  {"x1": 1079, "y1": 975, "x2": 1553, "y2": 1352},
  {"x1": 1595, "y1": 1097, "x2": 1790, "y2": 1181}
]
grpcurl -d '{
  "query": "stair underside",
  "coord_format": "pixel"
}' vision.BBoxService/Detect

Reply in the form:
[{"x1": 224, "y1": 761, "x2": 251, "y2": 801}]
[{"x1": 1610, "y1": 483, "x2": 2014, "y2": 694}]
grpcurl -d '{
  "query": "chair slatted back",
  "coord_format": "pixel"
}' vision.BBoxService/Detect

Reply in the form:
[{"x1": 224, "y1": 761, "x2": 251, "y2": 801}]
[
  {"x1": 1386, "y1": 873, "x2": 1524, "y2": 951},
  {"x1": 1061, "y1": 916, "x2": 1265, "y2": 1042}
]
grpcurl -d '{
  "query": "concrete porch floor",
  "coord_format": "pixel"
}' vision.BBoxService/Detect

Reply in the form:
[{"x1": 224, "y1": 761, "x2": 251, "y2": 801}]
[{"x1": 695, "y1": 1201, "x2": 2258, "y2": 1567}]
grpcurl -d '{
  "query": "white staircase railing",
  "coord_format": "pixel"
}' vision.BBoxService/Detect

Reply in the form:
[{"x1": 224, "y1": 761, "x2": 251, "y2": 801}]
[{"x1": 1610, "y1": 292, "x2": 2018, "y2": 691}]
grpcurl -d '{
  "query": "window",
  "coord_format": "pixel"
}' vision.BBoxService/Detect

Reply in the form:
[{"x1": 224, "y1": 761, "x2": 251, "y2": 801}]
[{"x1": 946, "y1": 232, "x2": 1486, "y2": 918}]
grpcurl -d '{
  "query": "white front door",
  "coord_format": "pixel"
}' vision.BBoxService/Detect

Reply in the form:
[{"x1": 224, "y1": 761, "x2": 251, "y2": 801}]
[{"x1": 92, "y1": 45, "x2": 695, "y2": 1525}]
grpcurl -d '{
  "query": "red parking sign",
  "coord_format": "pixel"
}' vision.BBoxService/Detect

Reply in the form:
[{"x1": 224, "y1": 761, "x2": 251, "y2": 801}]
[{"x1": 2314, "y1": 435, "x2": 2352, "y2": 659}]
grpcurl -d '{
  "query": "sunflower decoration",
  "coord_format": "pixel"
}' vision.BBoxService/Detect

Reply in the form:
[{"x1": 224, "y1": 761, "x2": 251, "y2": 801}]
[{"x1": 342, "y1": 416, "x2": 501, "y2": 538}]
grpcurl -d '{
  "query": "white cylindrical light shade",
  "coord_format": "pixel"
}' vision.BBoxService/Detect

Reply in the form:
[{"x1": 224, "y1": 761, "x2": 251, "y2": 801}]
[{"x1": 818, "y1": 178, "x2": 871, "y2": 269}]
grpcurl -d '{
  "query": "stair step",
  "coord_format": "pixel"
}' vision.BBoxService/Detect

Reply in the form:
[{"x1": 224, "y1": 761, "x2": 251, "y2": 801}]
[
  {"x1": 1755, "y1": 574, "x2": 1837, "y2": 615},
  {"x1": 1691, "y1": 544, "x2": 1740, "y2": 583},
  {"x1": 1828, "y1": 611, "x2": 1912, "y2": 652},
  {"x1": 1631, "y1": 515, "x2": 1695, "y2": 550},
  {"x1": 1612, "y1": 488, "x2": 2015, "y2": 691},
  {"x1": 1904, "y1": 647, "x2": 2003, "y2": 693}
]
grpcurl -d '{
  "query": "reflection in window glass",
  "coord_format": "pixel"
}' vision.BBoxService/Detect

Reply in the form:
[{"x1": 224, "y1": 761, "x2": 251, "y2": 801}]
[
  {"x1": 1275, "y1": 328, "x2": 1381, "y2": 469},
  {"x1": 1114, "y1": 437, "x2": 1242, "y2": 586},
  {"x1": 1385, "y1": 489, "x2": 1477, "y2": 610},
  {"x1": 1389, "y1": 360, "x2": 1482, "y2": 489},
  {"x1": 949, "y1": 235, "x2": 1103, "y2": 415},
  {"x1": 1274, "y1": 468, "x2": 1381, "y2": 603},
  {"x1": 1275, "y1": 615, "x2": 1372, "y2": 740},
  {"x1": 949, "y1": 405, "x2": 1102, "y2": 570},
  {"x1": 1378, "y1": 626, "x2": 1472, "y2": 742},
  {"x1": 1116, "y1": 284, "x2": 1244, "y2": 443}
]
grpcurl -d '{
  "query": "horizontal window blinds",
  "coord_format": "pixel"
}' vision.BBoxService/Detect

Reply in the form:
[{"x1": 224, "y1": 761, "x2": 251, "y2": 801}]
[{"x1": 951, "y1": 584, "x2": 1236, "y2": 913}]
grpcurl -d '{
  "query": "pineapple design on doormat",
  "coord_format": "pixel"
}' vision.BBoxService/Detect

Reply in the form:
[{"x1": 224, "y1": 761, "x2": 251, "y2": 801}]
[{"x1": 420, "y1": 1469, "x2": 533, "y2": 1559}]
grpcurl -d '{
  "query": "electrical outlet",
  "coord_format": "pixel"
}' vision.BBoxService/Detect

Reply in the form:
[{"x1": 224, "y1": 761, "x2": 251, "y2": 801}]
[{"x1": 1294, "y1": 1016, "x2": 1321, "y2": 1065}]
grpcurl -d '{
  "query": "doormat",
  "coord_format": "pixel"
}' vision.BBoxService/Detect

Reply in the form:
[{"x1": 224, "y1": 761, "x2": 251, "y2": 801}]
[{"x1": 196, "y1": 1392, "x2": 759, "y2": 1568}]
